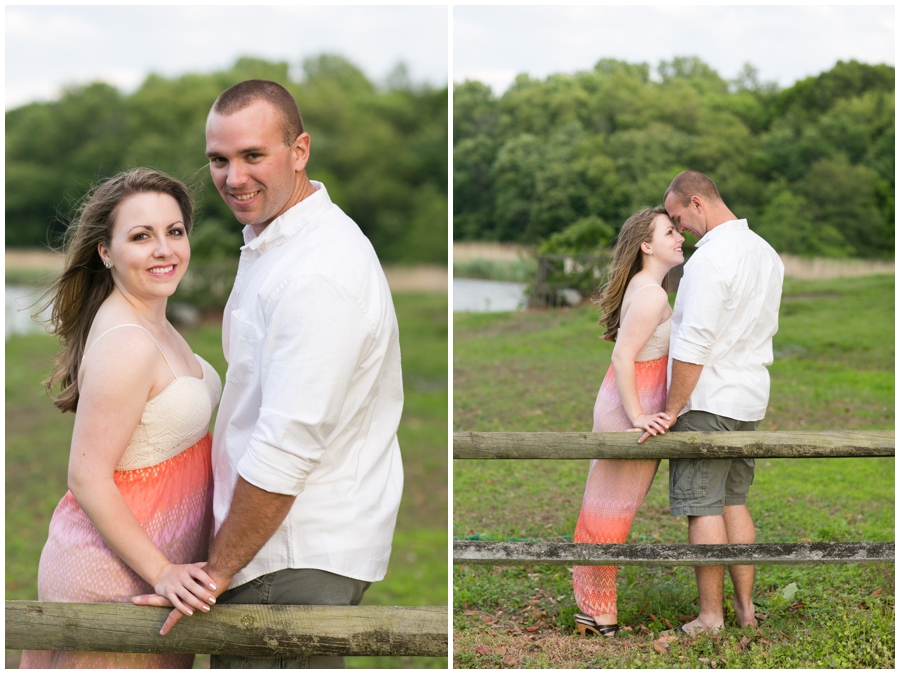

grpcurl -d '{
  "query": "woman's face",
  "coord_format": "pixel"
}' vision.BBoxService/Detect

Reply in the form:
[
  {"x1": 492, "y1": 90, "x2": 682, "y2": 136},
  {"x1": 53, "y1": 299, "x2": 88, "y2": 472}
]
[
  {"x1": 647, "y1": 213, "x2": 685, "y2": 269},
  {"x1": 99, "y1": 192, "x2": 190, "y2": 302}
]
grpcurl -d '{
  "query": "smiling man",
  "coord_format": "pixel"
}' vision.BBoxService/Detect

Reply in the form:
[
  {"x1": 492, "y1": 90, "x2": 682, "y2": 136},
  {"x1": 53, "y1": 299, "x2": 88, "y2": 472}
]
[
  {"x1": 652, "y1": 170, "x2": 783, "y2": 637},
  {"x1": 136, "y1": 80, "x2": 404, "y2": 668}
]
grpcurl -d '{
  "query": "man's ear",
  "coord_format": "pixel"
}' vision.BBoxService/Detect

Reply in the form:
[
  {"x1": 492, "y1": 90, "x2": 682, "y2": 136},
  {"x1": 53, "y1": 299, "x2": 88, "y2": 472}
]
[
  {"x1": 691, "y1": 195, "x2": 703, "y2": 212},
  {"x1": 292, "y1": 133, "x2": 311, "y2": 173}
]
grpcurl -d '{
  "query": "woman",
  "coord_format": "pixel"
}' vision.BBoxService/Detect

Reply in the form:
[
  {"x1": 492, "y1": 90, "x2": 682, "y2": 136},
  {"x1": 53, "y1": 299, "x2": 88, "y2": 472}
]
[
  {"x1": 20, "y1": 168, "x2": 221, "y2": 668},
  {"x1": 572, "y1": 206, "x2": 685, "y2": 637}
]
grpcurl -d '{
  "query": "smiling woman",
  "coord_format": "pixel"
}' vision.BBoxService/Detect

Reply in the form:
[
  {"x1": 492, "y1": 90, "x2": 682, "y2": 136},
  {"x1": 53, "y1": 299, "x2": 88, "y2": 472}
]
[{"x1": 21, "y1": 168, "x2": 223, "y2": 669}]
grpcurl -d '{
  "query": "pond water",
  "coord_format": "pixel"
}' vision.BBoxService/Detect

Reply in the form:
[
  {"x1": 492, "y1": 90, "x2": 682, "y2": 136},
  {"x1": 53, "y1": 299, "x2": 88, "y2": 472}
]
[
  {"x1": 453, "y1": 278, "x2": 528, "y2": 313},
  {"x1": 6, "y1": 286, "x2": 50, "y2": 339}
]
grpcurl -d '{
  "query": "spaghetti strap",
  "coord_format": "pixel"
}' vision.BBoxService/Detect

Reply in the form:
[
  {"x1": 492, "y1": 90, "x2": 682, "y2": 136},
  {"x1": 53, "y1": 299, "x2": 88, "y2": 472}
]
[
  {"x1": 623, "y1": 283, "x2": 664, "y2": 304},
  {"x1": 82, "y1": 324, "x2": 178, "y2": 377}
]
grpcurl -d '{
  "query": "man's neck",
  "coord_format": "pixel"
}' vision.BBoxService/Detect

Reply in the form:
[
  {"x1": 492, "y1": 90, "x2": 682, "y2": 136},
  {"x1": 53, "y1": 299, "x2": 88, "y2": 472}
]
[
  {"x1": 705, "y1": 206, "x2": 738, "y2": 234},
  {"x1": 250, "y1": 177, "x2": 317, "y2": 238}
]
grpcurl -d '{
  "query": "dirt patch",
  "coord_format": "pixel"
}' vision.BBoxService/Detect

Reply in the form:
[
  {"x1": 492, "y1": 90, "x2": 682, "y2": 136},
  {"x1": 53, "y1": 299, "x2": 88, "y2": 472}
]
[
  {"x1": 455, "y1": 242, "x2": 535, "y2": 262},
  {"x1": 383, "y1": 265, "x2": 447, "y2": 293},
  {"x1": 6, "y1": 249, "x2": 64, "y2": 271}
]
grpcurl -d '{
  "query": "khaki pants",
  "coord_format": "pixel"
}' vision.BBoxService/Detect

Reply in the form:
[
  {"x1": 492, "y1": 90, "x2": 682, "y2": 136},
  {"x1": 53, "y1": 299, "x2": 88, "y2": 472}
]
[{"x1": 211, "y1": 568, "x2": 371, "y2": 669}]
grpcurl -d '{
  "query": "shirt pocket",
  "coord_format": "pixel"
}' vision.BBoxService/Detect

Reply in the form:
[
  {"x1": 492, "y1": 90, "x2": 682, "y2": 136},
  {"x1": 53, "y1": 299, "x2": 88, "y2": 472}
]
[{"x1": 226, "y1": 312, "x2": 259, "y2": 385}]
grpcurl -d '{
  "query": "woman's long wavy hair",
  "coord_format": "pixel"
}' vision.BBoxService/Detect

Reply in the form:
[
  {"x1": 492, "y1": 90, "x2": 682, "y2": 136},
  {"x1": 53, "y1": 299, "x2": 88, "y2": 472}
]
[
  {"x1": 596, "y1": 205, "x2": 668, "y2": 342},
  {"x1": 35, "y1": 168, "x2": 194, "y2": 413}
]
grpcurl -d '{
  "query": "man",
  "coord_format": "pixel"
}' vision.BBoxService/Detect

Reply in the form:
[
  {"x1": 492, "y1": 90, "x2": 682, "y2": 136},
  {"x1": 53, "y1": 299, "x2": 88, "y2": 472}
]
[
  {"x1": 646, "y1": 170, "x2": 783, "y2": 635},
  {"x1": 139, "y1": 80, "x2": 404, "y2": 668}
]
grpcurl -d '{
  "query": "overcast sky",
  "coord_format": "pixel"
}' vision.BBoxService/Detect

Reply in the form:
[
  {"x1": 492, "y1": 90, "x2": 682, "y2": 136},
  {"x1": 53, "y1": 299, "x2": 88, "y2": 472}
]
[
  {"x1": 454, "y1": 5, "x2": 895, "y2": 93},
  {"x1": 5, "y1": 5, "x2": 449, "y2": 109}
]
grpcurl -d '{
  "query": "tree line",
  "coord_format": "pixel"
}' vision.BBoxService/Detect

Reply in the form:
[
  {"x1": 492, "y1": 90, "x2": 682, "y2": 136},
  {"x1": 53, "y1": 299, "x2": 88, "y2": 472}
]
[
  {"x1": 454, "y1": 58, "x2": 894, "y2": 258},
  {"x1": 6, "y1": 55, "x2": 448, "y2": 265}
]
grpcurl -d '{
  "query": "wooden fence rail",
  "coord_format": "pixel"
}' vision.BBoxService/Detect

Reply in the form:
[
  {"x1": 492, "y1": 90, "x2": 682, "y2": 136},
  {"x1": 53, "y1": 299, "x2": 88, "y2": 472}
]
[
  {"x1": 5, "y1": 602, "x2": 448, "y2": 657},
  {"x1": 454, "y1": 542, "x2": 894, "y2": 566},
  {"x1": 454, "y1": 430, "x2": 894, "y2": 567},
  {"x1": 453, "y1": 430, "x2": 894, "y2": 460}
]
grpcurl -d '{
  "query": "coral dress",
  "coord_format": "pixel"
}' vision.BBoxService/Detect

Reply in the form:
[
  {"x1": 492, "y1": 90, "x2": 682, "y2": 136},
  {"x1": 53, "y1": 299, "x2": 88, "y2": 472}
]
[
  {"x1": 20, "y1": 324, "x2": 222, "y2": 669},
  {"x1": 572, "y1": 314, "x2": 669, "y2": 618}
]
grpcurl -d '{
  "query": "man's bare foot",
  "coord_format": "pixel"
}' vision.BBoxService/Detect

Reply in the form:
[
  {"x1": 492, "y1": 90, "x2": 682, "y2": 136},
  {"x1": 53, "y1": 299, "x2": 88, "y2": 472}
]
[
  {"x1": 733, "y1": 603, "x2": 758, "y2": 628},
  {"x1": 662, "y1": 618, "x2": 723, "y2": 637}
]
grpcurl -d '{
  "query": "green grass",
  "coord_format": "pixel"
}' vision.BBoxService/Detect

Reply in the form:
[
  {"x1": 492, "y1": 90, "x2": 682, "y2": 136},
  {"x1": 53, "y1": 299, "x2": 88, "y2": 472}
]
[
  {"x1": 5, "y1": 292, "x2": 448, "y2": 669},
  {"x1": 453, "y1": 275, "x2": 894, "y2": 668}
]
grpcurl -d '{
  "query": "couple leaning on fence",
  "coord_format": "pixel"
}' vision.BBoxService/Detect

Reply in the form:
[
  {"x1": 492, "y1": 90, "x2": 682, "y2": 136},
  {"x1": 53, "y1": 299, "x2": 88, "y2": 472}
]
[
  {"x1": 20, "y1": 80, "x2": 404, "y2": 669},
  {"x1": 572, "y1": 171, "x2": 784, "y2": 639}
]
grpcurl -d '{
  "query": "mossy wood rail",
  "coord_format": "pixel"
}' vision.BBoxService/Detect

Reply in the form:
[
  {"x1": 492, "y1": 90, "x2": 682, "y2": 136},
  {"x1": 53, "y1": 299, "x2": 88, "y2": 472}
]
[
  {"x1": 454, "y1": 430, "x2": 894, "y2": 567},
  {"x1": 454, "y1": 541, "x2": 894, "y2": 566},
  {"x1": 5, "y1": 602, "x2": 448, "y2": 657},
  {"x1": 453, "y1": 430, "x2": 894, "y2": 460}
]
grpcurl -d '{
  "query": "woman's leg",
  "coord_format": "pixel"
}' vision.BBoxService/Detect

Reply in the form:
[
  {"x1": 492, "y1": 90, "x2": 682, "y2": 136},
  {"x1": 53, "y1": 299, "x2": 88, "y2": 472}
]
[{"x1": 573, "y1": 458, "x2": 659, "y2": 622}]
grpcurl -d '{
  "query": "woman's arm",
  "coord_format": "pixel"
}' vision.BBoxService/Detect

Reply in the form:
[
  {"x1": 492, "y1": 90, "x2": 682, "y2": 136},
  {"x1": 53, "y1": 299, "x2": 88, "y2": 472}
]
[
  {"x1": 610, "y1": 287, "x2": 671, "y2": 435},
  {"x1": 69, "y1": 329, "x2": 216, "y2": 616}
]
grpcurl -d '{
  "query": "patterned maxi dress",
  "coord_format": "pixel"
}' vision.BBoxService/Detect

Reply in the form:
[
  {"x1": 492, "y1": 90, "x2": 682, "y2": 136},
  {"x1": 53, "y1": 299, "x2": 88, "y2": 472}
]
[
  {"x1": 572, "y1": 316, "x2": 669, "y2": 618},
  {"x1": 20, "y1": 325, "x2": 221, "y2": 669}
]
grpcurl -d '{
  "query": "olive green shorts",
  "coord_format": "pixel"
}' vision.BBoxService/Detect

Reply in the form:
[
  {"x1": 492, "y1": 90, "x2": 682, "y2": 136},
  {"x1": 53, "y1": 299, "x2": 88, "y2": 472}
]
[{"x1": 668, "y1": 410, "x2": 760, "y2": 517}]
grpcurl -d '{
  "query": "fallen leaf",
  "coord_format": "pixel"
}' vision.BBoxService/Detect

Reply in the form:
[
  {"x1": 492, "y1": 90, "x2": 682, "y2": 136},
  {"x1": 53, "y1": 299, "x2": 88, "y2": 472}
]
[
  {"x1": 464, "y1": 610, "x2": 476, "y2": 616},
  {"x1": 657, "y1": 635, "x2": 678, "y2": 645},
  {"x1": 648, "y1": 613, "x2": 658, "y2": 621},
  {"x1": 638, "y1": 624, "x2": 652, "y2": 634},
  {"x1": 501, "y1": 655, "x2": 520, "y2": 667},
  {"x1": 857, "y1": 601, "x2": 869, "y2": 610},
  {"x1": 710, "y1": 659, "x2": 718, "y2": 668},
  {"x1": 663, "y1": 617, "x2": 674, "y2": 629},
  {"x1": 652, "y1": 640, "x2": 669, "y2": 653},
  {"x1": 871, "y1": 589, "x2": 883, "y2": 597},
  {"x1": 698, "y1": 657, "x2": 710, "y2": 663},
  {"x1": 525, "y1": 625, "x2": 540, "y2": 632},
  {"x1": 496, "y1": 647, "x2": 507, "y2": 656},
  {"x1": 780, "y1": 582, "x2": 799, "y2": 600},
  {"x1": 638, "y1": 599, "x2": 651, "y2": 615},
  {"x1": 475, "y1": 646, "x2": 490, "y2": 656},
  {"x1": 739, "y1": 636, "x2": 752, "y2": 651},
  {"x1": 679, "y1": 615, "x2": 697, "y2": 622}
]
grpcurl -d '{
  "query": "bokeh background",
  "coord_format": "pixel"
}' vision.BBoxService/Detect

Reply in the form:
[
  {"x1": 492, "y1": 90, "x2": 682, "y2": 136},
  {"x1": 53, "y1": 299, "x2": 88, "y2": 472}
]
[{"x1": 6, "y1": 5, "x2": 448, "y2": 669}]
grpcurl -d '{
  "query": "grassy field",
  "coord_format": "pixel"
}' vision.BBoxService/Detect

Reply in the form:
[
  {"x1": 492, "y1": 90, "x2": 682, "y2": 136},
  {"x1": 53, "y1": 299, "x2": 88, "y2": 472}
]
[
  {"x1": 453, "y1": 275, "x2": 894, "y2": 668},
  {"x1": 5, "y1": 292, "x2": 448, "y2": 669}
]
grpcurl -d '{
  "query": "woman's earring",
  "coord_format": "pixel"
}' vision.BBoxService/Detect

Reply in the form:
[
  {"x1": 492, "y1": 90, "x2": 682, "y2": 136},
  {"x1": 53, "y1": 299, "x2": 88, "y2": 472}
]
[{"x1": 104, "y1": 261, "x2": 111, "y2": 269}]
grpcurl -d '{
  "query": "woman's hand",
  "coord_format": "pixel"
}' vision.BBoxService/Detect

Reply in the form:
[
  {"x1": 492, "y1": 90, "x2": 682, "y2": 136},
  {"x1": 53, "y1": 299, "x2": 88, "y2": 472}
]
[
  {"x1": 149, "y1": 562, "x2": 218, "y2": 619},
  {"x1": 631, "y1": 412, "x2": 671, "y2": 437}
]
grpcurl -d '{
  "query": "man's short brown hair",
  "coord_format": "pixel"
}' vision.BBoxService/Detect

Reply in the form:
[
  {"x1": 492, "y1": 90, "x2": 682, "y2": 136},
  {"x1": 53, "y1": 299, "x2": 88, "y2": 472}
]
[
  {"x1": 212, "y1": 79, "x2": 304, "y2": 146},
  {"x1": 665, "y1": 170, "x2": 723, "y2": 207}
]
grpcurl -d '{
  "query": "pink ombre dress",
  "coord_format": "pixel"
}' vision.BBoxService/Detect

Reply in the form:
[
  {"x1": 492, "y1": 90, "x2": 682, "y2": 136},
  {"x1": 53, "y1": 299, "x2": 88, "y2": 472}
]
[
  {"x1": 572, "y1": 313, "x2": 669, "y2": 618},
  {"x1": 20, "y1": 325, "x2": 221, "y2": 669}
]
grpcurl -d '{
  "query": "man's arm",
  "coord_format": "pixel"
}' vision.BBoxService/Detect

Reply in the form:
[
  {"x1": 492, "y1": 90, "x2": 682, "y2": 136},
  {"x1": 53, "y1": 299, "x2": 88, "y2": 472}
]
[
  {"x1": 638, "y1": 359, "x2": 703, "y2": 443},
  {"x1": 148, "y1": 477, "x2": 296, "y2": 635}
]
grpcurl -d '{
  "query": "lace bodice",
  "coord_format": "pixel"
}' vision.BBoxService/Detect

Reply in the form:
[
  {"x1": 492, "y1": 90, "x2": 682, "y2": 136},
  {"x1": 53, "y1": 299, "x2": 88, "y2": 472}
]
[
  {"x1": 81, "y1": 324, "x2": 222, "y2": 471},
  {"x1": 118, "y1": 356, "x2": 221, "y2": 470},
  {"x1": 635, "y1": 317, "x2": 670, "y2": 362}
]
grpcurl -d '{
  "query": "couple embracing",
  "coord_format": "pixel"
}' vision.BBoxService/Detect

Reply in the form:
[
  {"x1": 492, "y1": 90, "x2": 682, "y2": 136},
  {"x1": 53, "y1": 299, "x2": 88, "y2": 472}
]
[
  {"x1": 573, "y1": 171, "x2": 784, "y2": 638},
  {"x1": 21, "y1": 80, "x2": 403, "y2": 669}
]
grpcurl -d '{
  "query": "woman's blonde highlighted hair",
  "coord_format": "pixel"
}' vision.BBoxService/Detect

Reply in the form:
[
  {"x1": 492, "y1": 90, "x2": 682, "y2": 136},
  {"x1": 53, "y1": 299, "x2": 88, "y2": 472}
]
[
  {"x1": 596, "y1": 205, "x2": 668, "y2": 342},
  {"x1": 35, "y1": 168, "x2": 194, "y2": 413}
]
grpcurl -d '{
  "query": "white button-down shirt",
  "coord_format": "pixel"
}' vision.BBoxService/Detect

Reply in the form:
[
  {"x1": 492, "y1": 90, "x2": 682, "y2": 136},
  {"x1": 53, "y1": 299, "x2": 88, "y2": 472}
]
[
  {"x1": 669, "y1": 219, "x2": 784, "y2": 421},
  {"x1": 212, "y1": 181, "x2": 404, "y2": 587}
]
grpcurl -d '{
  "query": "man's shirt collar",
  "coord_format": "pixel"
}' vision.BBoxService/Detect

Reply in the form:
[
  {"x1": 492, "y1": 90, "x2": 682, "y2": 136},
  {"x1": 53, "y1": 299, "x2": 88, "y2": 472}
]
[
  {"x1": 241, "y1": 181, "x2": 332, "y2": 252},
  {"x1": 695, "y1": 218, "x2": 748, "y2": 248}
]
